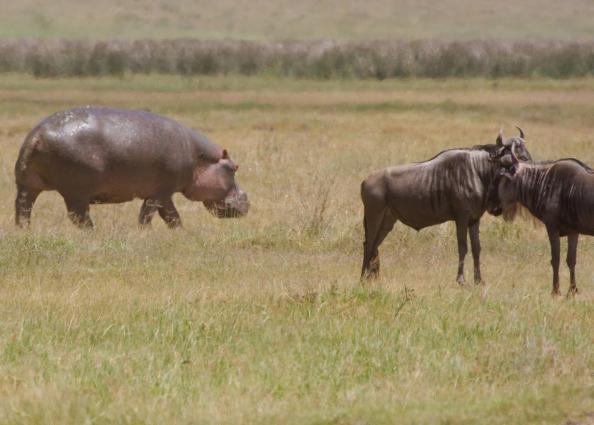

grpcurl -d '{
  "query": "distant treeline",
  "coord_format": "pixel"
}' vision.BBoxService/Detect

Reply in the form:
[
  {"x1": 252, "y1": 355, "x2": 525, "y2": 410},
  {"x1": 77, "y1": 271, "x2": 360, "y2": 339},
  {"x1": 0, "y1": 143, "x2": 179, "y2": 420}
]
[{"x1": 1, "y1": 39, "x2": 593, "y2": 79}]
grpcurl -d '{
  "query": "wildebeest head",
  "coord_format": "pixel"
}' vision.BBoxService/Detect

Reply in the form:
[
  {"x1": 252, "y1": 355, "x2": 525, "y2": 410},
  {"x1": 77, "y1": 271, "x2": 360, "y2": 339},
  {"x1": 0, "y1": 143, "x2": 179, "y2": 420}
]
[
  {"x1": 495, "y1": 126, "x2": 532, "y2": 161},
  {"x1": 486, "y1": 127, "x2": 531, "y2": 216},
  {"x1": 186, "y1": 149, "x2": 250, "y2": 218},
  {"x1": 491, "y1": 140, "x2": 527, "y2": 221}
]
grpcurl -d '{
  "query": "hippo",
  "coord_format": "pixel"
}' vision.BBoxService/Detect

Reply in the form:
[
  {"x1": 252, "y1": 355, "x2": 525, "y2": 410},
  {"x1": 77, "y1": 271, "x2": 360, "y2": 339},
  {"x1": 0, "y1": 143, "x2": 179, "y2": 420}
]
[{"x1": 14, "y1": 106, "x2": 249, "y2": 228}]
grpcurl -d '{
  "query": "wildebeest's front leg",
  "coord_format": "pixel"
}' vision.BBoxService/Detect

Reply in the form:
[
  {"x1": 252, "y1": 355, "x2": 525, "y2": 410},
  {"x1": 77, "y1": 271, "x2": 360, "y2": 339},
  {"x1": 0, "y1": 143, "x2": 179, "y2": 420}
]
[
  {"x1": 138, "y1": 199, "x2": 159, "y2": 227},
  {"x1": 469, "y1": 220, "x2": 482, "y2": 284},
  {"x1": 15, "y1": 184, "x2": 40, "y2": 227},
  {"x1": 546, "y1": 224, "x2": 561, "y2": 295},
  {"x1": 455, "y1": 218, "x2": 469, "y2": 284},
  {"x1": 157, "y1": 196, "x2": 182, "y2": 228},
  {"x1": 63, "y1": 196, "x2": 93, "y2": 229},
  {"x1": 566, "y1": 233, "x2": 579, "y2": 296}
]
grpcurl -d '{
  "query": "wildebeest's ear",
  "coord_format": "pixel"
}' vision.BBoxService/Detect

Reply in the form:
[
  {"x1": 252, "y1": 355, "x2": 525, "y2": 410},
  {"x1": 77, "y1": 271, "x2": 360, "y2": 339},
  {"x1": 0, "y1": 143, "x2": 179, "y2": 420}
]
[
  {"x1": 496, "y1": 128, "x2": 504, "y2": 146},
  {"x1": 222, "y1": 149, "x2": 229, "y2": 159}
]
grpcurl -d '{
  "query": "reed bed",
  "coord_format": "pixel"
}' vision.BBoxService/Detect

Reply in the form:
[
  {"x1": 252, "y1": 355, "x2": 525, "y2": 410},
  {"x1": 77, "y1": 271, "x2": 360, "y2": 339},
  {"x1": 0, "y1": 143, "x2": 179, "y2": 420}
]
[{"x1": 1, "y1": 39, "x2": 593, "y2": 79}]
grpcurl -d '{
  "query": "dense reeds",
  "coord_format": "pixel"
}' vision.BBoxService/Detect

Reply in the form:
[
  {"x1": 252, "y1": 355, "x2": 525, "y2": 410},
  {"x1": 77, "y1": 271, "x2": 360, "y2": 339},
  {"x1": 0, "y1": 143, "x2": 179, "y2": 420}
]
[{"x1": 0, "y1": 39, "x2": 593, "y2": 79}]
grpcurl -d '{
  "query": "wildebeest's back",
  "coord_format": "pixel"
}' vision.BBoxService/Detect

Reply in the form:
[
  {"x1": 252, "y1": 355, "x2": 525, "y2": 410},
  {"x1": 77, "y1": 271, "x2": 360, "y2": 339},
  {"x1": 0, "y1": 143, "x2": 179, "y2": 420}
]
[
  {"x1": 382, "y1": 149, "x2": 491, "y2": 229},
  {"x1": 534, "y1": 160, "x2": 594, "y2": 235}
]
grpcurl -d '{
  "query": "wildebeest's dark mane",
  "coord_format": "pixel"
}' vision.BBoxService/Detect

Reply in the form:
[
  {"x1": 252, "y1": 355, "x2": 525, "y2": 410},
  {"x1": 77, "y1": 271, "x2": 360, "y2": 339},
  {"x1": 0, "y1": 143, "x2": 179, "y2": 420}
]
[
  {"x1": 416, "y1": 144, "x2": 497, "y2": 164},
  {"x1": 533, "y1": 158, "x2": 594, "y2": 173}
]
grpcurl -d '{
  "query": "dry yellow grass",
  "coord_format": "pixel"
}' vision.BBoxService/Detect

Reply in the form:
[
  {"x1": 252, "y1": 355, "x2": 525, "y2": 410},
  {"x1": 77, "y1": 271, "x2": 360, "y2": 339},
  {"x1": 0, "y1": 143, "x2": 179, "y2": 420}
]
[{"x1": 0, "y1": 75, "x2": 592, "y2": 424}]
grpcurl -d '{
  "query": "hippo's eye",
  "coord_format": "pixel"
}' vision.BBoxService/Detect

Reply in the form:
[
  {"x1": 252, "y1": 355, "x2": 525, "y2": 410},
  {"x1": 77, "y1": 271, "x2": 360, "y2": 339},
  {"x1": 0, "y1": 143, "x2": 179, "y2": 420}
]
[{"x1": 225, "y1": 162, "x2": 237, "y2": 174}]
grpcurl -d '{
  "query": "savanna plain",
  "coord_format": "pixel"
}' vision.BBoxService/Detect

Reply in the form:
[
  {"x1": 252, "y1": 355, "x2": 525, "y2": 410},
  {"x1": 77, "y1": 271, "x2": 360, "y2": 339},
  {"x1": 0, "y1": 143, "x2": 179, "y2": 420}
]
[{"x1": 0, "y1": 75, "x2": 593, "y2": 424}]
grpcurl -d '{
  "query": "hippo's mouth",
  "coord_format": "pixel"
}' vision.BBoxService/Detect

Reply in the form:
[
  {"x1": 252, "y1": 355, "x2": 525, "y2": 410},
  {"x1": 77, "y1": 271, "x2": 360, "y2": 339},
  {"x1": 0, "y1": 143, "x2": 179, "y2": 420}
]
[{"x1": 203, "y1": 191, "x2": 249, "y2": 218}]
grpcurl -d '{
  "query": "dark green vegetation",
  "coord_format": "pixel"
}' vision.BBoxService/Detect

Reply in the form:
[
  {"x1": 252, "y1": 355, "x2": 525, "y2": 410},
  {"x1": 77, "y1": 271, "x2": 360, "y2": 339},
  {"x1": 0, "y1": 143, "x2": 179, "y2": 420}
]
[{"x1": 1, "y1": 39, "x2": 594, "y2": 79}]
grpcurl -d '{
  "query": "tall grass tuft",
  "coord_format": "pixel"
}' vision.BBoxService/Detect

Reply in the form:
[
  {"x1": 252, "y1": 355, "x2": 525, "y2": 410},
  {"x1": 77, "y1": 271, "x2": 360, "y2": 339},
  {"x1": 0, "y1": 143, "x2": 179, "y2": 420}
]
[{"x1": 0, "y1": 39, "x2": 593, "y2": 79}]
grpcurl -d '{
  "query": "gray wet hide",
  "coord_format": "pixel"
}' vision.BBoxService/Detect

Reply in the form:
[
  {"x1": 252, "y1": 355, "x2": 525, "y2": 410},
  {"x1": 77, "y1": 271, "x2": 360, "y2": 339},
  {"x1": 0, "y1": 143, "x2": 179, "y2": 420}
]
[{"x1": 15, "y1": 106, "x2": 249, "y2": 228}]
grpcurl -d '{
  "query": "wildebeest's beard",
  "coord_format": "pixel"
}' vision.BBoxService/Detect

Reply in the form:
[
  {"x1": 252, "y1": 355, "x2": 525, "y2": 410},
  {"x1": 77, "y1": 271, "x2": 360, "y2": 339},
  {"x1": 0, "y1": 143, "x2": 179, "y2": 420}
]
[
  {"x1": 502, "y1": 200, "x2": 537, "y2": 224},
  {"x1": 502, "y1": 200, "x2": 519, "y2": 222},
  {"x1": 486, "y1": 176, "x2": 503, "y2": 216}
]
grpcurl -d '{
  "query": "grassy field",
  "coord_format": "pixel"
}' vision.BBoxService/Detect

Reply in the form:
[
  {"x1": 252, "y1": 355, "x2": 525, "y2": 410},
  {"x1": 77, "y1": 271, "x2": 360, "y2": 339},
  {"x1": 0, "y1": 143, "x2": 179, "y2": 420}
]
[
  {"x1": 1, "y1": 0, "x2": 594, "y2": 40},
  {"x1": 0, "y1": 74, "x2": 593, "y2": 424}
]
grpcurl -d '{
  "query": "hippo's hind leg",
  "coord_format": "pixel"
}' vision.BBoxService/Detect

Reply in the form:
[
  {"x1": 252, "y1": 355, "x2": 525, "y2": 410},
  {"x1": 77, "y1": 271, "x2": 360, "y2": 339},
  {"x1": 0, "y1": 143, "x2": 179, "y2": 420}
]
[
  {"x1": 138, "y1": 199, "x2": 159, "y2": 227},
  {"x1": 63, "y1": 196, "x2": 93, "y2": 229},
  {"x1": 15, "y1": 184, "x2": 40, "y2": 227},
  {"x1": 157, "y1": 196, "x2": 182, "y2": 229}
]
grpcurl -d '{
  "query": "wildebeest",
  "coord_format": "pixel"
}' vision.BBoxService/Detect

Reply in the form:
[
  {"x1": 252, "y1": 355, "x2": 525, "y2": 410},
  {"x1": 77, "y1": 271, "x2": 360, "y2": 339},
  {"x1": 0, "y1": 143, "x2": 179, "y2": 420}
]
[
  {"x1": 494, "y1": 143, "x2": 593, "y2": 296},
  {"x1": 361, "y1": 128, "x2": 531, "y2": 282},
  {"x1": 15, "y1": 106, "x2": 249, "y2": 228}
]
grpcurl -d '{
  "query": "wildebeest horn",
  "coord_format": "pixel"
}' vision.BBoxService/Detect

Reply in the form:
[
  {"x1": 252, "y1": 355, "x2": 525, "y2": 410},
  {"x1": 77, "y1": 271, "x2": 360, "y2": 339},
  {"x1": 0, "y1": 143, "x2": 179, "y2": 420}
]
[
  {"x1": 496, "y1": 128, "x2": 504, "y2": 146},
  {"x1": 516, "y1": 126, "x2": 525, "y2": 139},
  {"x1": 510, "y1": 141, "x2": 519, "y2": 165}
]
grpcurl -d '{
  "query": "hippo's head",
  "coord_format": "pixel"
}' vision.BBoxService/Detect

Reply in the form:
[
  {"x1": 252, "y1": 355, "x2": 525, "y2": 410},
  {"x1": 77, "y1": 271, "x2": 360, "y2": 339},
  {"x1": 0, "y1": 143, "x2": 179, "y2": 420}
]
[{"x1": 185, "y1": 149, "x2": 250, "y2": 218}]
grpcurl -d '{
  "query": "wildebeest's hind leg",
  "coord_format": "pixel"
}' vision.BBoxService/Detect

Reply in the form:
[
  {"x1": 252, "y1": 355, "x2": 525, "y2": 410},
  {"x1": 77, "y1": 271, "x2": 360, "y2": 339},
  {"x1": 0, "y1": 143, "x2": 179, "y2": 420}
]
[
  {"x1": 63, "y1": 196, "x2": 93, "y2": 229},
  {"x1": 455, "y1": 218, "x2": 469, "y2": 284},
  {"x1": 157, "y1": 196, "x2": 182, "y2": 229},
  {"x1": 138, "y1": 199, "x2": 159, "y2": 227},
  {"x1": 469, "y1": 220, "x2": 482, "y2": 284},
  {"x1": 566, "y1": 233, "x2": 579, "y2": 296},
  {"x1": 15, "y1": 184, "x2": 40, "y2": 227},
  {"x1": 361, "y1": 208, "x2": 396, "y2": 280},
  {"x1": 546, "y1": 224, "x2": 561, "y2": 296}
]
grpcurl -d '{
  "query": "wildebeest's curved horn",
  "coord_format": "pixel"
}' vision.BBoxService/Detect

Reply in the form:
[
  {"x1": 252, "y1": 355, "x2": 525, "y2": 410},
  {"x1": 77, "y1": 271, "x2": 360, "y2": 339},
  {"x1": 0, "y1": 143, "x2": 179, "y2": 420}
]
[
  {"x1": 502, "y1": 137, "x2": 513, "y2": 148},
  {"x1": 516, "y1": 126, "x2": 525, "y2": 139},
  {"x1": 510, "y1": 141, "x2": 519, "y2": 165},
  {"x1": 496, "y1": 128, "x2": 504, "y2": 146}
]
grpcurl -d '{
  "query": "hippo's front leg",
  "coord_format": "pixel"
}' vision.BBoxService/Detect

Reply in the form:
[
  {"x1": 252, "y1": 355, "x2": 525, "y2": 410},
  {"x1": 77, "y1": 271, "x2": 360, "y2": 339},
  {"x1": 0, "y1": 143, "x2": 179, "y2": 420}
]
[
  {"x1": 138, "y1": 199, "x2": 159, "y2": 227},
  {"x1": 157, "y1": 196, "x2": 182, "y2": 228}
]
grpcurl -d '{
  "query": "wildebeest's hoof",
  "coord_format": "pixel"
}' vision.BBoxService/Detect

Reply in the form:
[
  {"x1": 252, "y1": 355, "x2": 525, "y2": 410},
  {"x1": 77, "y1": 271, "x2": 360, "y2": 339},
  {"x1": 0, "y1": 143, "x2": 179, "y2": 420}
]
[
  {"x1": 456, "y1": 275, "x2": 465, "y2": 285},
  {"x1": 551, "y1": 289, "x2": 561, "y2": 297},
  {"x1": 566, "y1": 287, "x2": 578, "y2": 298}
]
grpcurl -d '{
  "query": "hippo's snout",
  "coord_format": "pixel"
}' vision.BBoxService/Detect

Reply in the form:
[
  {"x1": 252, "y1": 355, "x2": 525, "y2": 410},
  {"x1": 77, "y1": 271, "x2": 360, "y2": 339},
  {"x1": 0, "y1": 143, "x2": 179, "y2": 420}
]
[{"x1": 204, "y1": 189, "x2": 249, "y2": 218}]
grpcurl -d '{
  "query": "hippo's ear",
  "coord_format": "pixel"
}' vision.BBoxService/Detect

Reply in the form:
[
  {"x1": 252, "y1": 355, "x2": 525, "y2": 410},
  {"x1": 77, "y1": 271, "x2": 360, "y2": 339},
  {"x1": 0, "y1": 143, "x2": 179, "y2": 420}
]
[{"x1": 222, "y1": 149, "x2": 229, "y2": 159}]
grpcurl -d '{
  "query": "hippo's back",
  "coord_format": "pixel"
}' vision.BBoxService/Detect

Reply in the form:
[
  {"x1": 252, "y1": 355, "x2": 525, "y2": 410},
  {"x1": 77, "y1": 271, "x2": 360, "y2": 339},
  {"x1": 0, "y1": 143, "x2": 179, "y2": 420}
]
[{"x1": 16, "y1": 106, "x2": 222, "y2": 201}]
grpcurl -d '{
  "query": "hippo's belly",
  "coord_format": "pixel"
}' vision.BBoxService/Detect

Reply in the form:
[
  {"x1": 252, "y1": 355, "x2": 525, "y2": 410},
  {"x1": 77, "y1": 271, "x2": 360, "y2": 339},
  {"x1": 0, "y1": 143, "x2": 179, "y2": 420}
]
[{"x1": 89, "y1": 192, "x2": 137, "y2": 204}]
